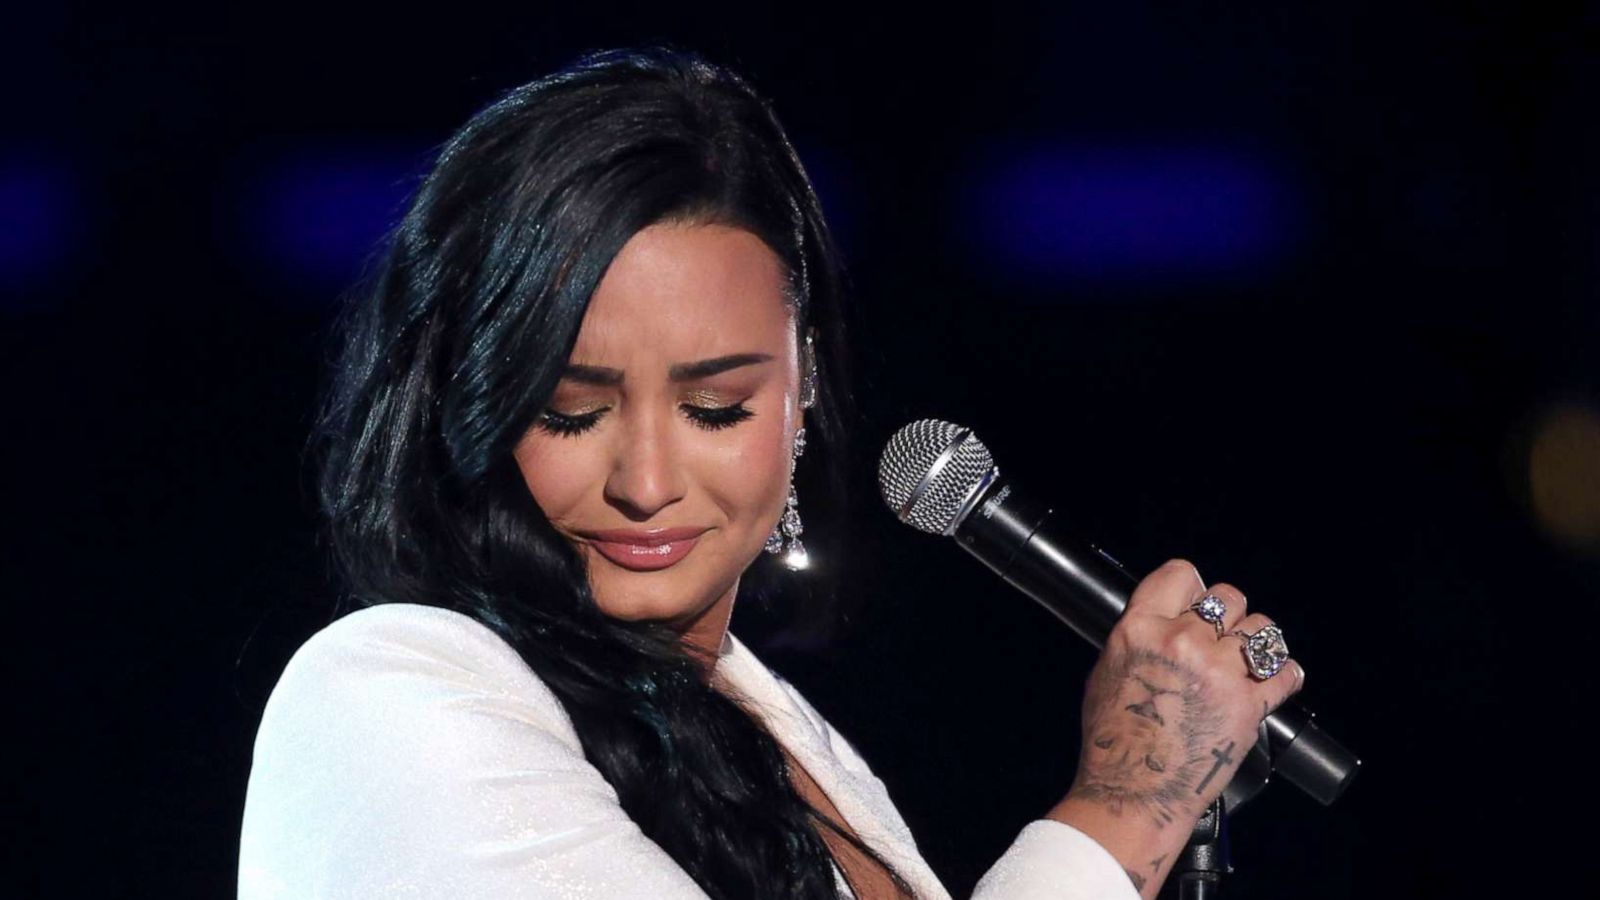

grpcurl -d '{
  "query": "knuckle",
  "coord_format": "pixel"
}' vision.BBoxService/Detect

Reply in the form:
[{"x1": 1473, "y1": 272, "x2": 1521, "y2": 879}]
[
  {"x1": 1170, "y1": 626, "x2": 1210, "y2": 658},
  {"x1": 1116, "y1": 613, "x2": 1151, "y2": 642},
  {"x1": 1105, "y1": 617, "x2": 1148, "y2": 655},
  {"x1": 1213, "y1": 583, "x2": 1247, "y2": 612},
  {"x1": 1103, "y1": 619, "x2": 1136, "y2": 652}
]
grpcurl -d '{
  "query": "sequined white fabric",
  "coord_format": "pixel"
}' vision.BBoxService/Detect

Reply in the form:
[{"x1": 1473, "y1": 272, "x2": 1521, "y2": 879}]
[{"x1": 238, "y1": 603, "x2": 1137, "y2": 899}]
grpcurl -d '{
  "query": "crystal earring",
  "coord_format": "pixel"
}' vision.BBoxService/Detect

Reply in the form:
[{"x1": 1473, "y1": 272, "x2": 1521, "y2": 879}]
[
  {"x1": 764, "y1": 425, "x2": 808, "y2": 570},
  {"x1": 765, "y1": 331, "x2": 818, "y2": 571}
]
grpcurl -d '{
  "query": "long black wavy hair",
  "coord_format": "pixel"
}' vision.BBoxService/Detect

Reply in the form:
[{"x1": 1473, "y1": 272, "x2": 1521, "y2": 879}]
[{"x1": 307, "y1": 46, "x2": 914, "y2": 898}]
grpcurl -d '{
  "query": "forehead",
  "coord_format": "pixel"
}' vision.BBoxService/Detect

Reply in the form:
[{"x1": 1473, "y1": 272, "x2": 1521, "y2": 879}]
[{"x1": 572, "y1": 222, "x2": 795, "y2": 361}]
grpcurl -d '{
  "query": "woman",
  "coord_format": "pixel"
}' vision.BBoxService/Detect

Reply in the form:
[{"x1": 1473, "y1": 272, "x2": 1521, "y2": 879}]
[{"x1": 238, "y1": 46, "x2": 1304, "y2": 899}]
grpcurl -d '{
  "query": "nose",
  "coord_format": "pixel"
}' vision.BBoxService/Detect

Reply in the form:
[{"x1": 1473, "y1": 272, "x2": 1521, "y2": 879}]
[{"x1": 602, "y1": 403, "x2": 688, "y2": 520}]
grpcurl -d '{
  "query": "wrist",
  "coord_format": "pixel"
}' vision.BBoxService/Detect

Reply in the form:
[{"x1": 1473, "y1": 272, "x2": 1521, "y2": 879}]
[{"x1": 1045, "y1": 794, "x2": 1193, "y2": 899}]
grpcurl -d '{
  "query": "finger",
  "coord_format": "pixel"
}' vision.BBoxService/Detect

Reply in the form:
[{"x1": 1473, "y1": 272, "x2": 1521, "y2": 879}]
[
  {"x1": 1225, "y1": 611, "x2": 1274, "y2": 642},
  {"x1": 1126, "y1": 558, "x2": 1208, "y2": 618},
  {"x1": 1213, "y1": 583, "x2": 1248, "y2": 631},
  {"x1": 1221, "y1": 612, "x2": 1278, "y2": 669},
  {"x1": 1220, "y1": 613, "x2": 1303, "y2": 707},
  {"x1": 1259, "y1": 658, "x2": 1306, "y2": 715},
  {"x1": 1193, "y1": 581, "x2": 1248, "y2": 634}
]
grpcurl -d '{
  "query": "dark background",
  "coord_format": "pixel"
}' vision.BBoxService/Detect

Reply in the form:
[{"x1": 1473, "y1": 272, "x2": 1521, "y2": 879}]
[{"x1": 9, "y1": 2, "x2": 1598, "y2": 897}]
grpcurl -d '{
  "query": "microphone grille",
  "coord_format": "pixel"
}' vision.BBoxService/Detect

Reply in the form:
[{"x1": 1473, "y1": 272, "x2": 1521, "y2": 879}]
[{"x1": 878, "y1": 418, "x2": 998, "y2": 534}]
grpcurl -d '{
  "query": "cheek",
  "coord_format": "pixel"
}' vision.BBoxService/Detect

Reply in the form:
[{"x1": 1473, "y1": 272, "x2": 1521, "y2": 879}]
[
  {"x1": 513, "y1": 437, "x2": 593, "y2": 520},
  {"x1": 709, "y1": 417, "x2": 794, "y2": 525}
]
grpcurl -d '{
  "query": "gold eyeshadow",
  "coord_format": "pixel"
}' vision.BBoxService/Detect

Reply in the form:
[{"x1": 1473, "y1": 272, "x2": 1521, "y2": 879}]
[{"x1": 683, "y1": 388, "x2": 736, "y2": 406}]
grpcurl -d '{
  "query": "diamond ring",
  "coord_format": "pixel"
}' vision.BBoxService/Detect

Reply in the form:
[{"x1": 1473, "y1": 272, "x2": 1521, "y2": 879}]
[
  {"x1": 1188, "y1": 593, "x2": 1228, "y2": 638},
  {"x1": 1231, "y1": 624, "x2": 1290, "y2": 680}
]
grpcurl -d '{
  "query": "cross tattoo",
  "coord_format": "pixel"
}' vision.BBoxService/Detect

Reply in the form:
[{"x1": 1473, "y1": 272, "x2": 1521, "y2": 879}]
[{"x1": 1193, "y1": 740, "x2": 1236, "y2": 795}]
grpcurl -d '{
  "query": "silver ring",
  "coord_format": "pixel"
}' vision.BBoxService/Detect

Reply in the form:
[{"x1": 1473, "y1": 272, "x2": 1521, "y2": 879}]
[
  {"x1": 1188, "y1": 593, "x2": 1227, "y2": 638},
  {"x1": 1231, "y1": 624, "x2": 1290, "y2": 680}
]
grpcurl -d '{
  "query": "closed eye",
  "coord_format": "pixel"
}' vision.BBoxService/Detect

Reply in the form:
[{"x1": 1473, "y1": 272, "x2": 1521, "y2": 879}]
[{"x1": 535, "y1": 402, "x2": 755, "y2": 438}]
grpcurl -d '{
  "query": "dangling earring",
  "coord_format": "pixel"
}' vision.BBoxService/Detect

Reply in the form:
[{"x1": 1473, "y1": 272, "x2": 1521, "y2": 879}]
[
  {"x1": 764, "y1": 427, "x2": 808, "y2": 569},
  {"x1": 765, "y1": 330, "x2": 818, "y2": 571}
]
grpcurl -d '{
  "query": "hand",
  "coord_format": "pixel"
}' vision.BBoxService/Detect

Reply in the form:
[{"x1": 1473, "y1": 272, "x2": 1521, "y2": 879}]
[{"x1": 1052, "y1": 559, "x2": 1305, "y2": 896}]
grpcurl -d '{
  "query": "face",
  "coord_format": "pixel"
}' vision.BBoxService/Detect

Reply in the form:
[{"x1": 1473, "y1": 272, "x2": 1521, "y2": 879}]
[{"x1": 512, "y1": 221, "x2": 807, "y2": 660}]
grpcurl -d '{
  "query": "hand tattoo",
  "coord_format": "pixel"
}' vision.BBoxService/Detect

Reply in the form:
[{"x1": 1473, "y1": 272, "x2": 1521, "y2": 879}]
[
  {"x1": 1069, "y1": 647, "x2": 1228, "y2": 830},
  {"x1": 1192, "y1": 740, "x2": 1236, "y2": 795}
]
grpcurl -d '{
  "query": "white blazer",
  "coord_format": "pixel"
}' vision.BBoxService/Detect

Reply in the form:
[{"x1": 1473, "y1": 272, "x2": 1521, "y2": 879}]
[{"x1": 238, "y1": 603, "x2": 1138, "y2": 899}]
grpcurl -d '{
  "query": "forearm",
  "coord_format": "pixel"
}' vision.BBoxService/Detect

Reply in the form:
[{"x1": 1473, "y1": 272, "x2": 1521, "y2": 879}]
[{"x1": 1044, "y1": 795, "x2": 1193, "y2": 900}]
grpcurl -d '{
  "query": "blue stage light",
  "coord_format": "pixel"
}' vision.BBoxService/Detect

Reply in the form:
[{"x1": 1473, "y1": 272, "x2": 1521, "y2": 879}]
[
  {"x1": 955, "y1": 142, "x2": 1296, "y2": 291},
  {"x1": 228, "y1": 142, "x2": 428, "y2": 299},
  {"x1": 0, "y1": 156, "x2": 77, "y2": 308}
]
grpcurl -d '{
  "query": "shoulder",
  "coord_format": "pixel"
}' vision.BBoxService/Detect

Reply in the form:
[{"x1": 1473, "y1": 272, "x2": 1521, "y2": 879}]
[
  {"x1": 241, "y1": 604, "x2": 589, "y2": 878},
  {"x1": 250, "y1": 603, "x2": 581, "y2": 761},
  {"x1": 275, "y1": 602, "x2": 545, "y2": 685},
  {"x1": 239, "y1": 605, "x2": 709, "y2": 898},
  {"x1": 283, "y1": 601, "x2": 531, "y2": 676}
]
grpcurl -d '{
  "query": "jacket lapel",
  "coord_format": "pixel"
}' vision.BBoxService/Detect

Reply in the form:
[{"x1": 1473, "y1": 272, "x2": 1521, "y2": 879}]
[{"x1": 713, "y1": 632, "x2": 952, "y2": 900}]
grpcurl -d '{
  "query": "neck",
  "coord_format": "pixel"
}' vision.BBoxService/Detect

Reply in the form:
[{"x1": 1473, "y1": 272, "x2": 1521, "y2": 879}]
[{"x1": 675, "y1": 579, "x2": 738, "y2": 674}]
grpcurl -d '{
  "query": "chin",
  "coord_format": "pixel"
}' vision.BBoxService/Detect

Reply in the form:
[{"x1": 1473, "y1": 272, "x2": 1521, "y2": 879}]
[{"x1": 591, "y1": 581, "x2": 710, "y2": 623}]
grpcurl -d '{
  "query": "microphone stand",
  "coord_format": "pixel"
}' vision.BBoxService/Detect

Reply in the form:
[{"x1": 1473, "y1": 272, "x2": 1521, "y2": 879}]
[{"x1": 1175, "y1": 799, "x2": 1228, "y2": 900}]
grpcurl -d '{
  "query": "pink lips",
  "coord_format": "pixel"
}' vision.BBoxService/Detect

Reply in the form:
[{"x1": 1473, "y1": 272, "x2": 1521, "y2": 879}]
[{"x1": 580, "y1": 527, "x2": 708, "y2": 572}]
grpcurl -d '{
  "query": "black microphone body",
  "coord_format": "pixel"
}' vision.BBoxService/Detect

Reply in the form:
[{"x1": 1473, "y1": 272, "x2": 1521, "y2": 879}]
[{"x1": 953, "y1": 473, "x2": 1361, "y2": 807}]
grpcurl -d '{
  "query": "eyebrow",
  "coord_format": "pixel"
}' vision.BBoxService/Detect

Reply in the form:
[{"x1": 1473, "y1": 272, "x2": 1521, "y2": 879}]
[{"x1": 560, "y1": 353, "x2": 775, "y2": 386}]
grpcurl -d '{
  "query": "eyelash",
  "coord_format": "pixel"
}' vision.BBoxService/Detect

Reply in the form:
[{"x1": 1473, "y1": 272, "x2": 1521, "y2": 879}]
[{"x1": 535, "y1": 402, "x2": 755, "y2": 438}]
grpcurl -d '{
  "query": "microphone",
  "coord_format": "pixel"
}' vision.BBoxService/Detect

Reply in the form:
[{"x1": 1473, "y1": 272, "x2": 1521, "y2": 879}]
[{"x1": 878, "y1": 418, "x2": 1360, "y2": 807}]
